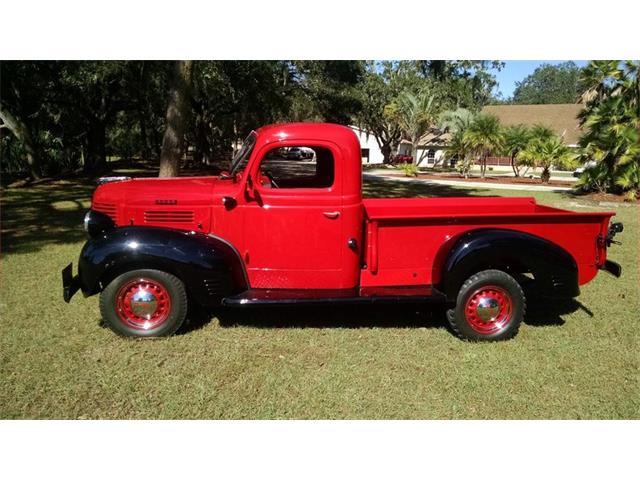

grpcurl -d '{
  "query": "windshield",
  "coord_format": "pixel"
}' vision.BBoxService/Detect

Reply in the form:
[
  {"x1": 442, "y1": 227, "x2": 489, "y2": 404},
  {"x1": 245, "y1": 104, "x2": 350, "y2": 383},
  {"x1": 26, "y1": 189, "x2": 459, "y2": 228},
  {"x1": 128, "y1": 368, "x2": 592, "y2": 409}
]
[{"x1": 230, "y1": 132, "x2": 257, "y2": 175}]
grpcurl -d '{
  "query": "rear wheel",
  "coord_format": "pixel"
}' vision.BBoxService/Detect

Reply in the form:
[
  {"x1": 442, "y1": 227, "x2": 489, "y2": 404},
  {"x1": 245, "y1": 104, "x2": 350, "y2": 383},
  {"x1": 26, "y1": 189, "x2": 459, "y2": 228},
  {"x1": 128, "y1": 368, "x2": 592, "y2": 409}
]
[
  {"x1": 100, "y1": 269, "x2": 187, "y2": 337},
  {"x1": 447, "y1": 269, "x2": 525, "y2": 341}
]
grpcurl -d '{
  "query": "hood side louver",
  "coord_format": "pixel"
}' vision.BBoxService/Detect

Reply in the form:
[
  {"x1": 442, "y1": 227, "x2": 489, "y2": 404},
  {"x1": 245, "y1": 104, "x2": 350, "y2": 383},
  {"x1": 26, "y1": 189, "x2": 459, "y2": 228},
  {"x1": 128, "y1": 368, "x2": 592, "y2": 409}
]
[
  {"x1": 93, "y1": 202, "x2": 117, "y2": 221},
  {"x1": 144, "y1": 210, "x2": 195, "y2": 223}
]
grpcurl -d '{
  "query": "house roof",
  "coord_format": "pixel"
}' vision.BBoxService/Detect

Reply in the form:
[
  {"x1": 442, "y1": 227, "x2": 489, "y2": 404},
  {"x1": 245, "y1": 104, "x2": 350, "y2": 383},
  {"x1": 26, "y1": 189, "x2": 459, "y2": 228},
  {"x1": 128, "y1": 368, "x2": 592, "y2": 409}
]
[{"x1": 482, "y1": 103, "x2": 584, "y2": 145}]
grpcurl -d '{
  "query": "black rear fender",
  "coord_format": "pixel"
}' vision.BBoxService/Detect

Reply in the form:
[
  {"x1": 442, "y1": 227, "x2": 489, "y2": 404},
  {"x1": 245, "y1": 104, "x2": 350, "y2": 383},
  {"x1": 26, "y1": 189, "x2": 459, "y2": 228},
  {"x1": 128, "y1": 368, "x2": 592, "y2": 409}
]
[
  {"x1": 78, "y1": 227, "x2": 248, "y2": 306},
  {"x1": 439, "y1": 229, "x2": 579, "y2": 300}
]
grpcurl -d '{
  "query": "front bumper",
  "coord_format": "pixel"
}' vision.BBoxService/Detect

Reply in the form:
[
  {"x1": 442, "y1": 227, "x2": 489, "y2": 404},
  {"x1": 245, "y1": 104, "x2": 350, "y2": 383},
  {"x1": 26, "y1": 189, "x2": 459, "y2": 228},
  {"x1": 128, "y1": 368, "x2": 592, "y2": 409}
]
[{"x1": 62, "y1": 263, "x2": 81, "y2": 303}]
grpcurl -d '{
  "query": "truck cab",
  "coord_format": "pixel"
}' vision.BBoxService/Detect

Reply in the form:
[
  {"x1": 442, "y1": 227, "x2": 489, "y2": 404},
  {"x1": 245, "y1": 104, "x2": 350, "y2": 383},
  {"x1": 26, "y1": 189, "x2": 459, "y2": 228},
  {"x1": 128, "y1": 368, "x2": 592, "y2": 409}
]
[{"x1": 63, "y1": 123, "x2": 623, "y2": 341}]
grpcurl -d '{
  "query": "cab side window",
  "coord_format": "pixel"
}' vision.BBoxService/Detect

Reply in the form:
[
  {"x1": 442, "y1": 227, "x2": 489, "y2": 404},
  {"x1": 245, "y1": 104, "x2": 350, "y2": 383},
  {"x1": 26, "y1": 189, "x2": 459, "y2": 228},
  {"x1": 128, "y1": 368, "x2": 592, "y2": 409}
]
[{"x1": 258, "y1": 146, "x2": 335, "y2": 189}]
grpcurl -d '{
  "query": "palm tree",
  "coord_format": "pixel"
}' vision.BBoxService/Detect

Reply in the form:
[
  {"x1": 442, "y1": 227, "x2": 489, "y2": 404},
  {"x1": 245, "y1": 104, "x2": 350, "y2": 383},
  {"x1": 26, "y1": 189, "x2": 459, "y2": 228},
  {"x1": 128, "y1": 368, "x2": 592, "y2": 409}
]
[
  {"x1": 463, "y1": 113, "x2": 503, "y2": 178},
  {"x1": 518, "y1": 135, "x2": 575, "y2": 183},
  {"x1": 529, "y1": 124, "x2": 555, "y2": 142},
  {"x1": 577, "y1": 60, "x2": 640, "y2": 200},
  {"x1": 444, "y1": 130, "x2": 473, "y2": 177},
  {"x1": 579, "y1": 60, "x2": 622, "y2": 104},
  {"x1": 502, "y1": 124, "x2": 530, "y2": 177},
  {"x1": 388, "y1": 88, "x2": 440, "y2": 165},
  {"x1": 438, "y1": 108, "x2": 475, "y2": 135}
]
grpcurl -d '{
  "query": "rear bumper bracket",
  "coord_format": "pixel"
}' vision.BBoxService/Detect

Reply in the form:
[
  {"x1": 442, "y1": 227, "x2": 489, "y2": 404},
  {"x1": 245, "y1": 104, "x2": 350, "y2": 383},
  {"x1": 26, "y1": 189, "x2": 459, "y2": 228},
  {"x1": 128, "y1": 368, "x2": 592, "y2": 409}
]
[{"x1": 600, "y1": 260, "x2": 622, "y2": 278}]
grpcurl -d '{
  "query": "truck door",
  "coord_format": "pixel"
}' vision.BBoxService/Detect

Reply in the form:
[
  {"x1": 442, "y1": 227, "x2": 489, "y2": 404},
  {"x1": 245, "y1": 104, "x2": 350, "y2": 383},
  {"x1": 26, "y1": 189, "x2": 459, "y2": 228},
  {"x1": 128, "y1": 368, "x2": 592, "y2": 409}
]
[{"x1": 241, "y1": 142, "x2": 357, "y2": 290}]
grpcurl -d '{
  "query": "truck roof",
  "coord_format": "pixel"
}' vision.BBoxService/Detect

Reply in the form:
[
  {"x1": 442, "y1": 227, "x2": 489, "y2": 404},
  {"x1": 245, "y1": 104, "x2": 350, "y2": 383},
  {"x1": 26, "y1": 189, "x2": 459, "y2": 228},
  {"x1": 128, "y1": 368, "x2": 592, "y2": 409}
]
[{"x1": 255, "y1": 122, "x2": 360, "y2": 148}]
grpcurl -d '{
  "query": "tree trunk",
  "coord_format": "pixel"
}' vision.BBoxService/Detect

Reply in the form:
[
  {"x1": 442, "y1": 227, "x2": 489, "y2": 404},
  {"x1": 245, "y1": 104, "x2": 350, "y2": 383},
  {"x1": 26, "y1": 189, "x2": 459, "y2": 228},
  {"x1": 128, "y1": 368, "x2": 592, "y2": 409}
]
[
  {"x1": 511, "y1": 155, "x2": 519, "y2": 177},
  {"x1": 0, "y1": 104, "x2": 42, "y2": 179},
  {"x1": 159, "y1": 60, "x2": 194, "y2": 177},
  {"x1": 381, "y1": 143, "x2": 392, "y2": 164},
  {"x1": 541, "y1": 167, "x2": 551, "y2": 183},
  {"x1": 84, "y1": 117, "x2": 107, "y2": 175}
]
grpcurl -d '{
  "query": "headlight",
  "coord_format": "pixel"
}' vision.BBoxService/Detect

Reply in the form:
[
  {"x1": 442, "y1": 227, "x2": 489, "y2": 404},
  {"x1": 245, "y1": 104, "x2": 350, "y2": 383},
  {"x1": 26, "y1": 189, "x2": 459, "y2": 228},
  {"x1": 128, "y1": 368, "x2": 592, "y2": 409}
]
[
  {"x1": 83, "y1": 209, "x2": 115, "y2": 238},
  {"x1": 83, "y1": 211, "x2": 91, "y2": 233}
]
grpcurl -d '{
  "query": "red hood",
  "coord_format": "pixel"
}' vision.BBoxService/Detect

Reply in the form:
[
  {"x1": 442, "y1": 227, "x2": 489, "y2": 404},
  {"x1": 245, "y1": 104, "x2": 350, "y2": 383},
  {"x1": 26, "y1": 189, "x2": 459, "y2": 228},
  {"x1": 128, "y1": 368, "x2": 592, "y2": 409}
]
[{"x1": 92, "y1": 176, "x2": 221, "y2": 207}]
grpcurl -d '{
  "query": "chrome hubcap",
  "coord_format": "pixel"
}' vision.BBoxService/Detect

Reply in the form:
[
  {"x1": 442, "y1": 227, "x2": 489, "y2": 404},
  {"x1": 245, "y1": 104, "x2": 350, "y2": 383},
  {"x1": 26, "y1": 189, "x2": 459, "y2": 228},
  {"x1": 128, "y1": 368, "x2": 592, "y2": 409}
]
[
  {"x1": 476, "y1": 297, "x2": 500, "y2": 322},
  {"x1": 129, "y1": 289, "x2": 158, "y2": 319}
]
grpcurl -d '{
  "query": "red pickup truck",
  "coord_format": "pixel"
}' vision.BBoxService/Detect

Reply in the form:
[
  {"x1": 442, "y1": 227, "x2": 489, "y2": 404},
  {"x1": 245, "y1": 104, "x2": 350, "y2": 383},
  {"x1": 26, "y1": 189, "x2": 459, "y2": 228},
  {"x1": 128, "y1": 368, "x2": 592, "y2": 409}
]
[{"x1": 62, "y1": 123, "x2": 623, "y2": 341}]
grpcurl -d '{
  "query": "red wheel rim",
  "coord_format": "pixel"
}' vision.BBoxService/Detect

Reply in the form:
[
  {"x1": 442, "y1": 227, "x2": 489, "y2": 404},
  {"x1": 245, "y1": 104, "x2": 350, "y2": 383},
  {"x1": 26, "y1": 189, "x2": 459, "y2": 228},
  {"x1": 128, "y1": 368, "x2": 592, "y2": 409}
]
[
  {"x1": 115, "y1": 278, "x2": 172, "y2": 330},
  {"x1": 464, "y1": 285, "x2": 513, "y2": 335}
]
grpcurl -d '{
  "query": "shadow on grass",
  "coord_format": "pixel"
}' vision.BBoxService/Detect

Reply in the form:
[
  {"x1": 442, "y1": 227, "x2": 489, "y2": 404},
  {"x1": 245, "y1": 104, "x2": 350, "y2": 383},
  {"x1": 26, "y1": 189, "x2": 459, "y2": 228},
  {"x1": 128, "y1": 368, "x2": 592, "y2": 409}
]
[
  {"x1": 1, "y1": 181, "x2": 95, "y2": 255},
  {"x1": 182, "y1": 296, "x2": 587, "y2": 335}
]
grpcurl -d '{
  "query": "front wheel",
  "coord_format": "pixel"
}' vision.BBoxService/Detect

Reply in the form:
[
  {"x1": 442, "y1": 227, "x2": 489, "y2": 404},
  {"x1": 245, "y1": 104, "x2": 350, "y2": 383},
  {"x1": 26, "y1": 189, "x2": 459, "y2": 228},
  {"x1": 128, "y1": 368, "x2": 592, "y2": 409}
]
[
  {"x1": 447, "y1": 269, "x2": 526, "y2": 341},
  {"x1": 100, "y1": 269, "x2": 188, "y2": 338}
]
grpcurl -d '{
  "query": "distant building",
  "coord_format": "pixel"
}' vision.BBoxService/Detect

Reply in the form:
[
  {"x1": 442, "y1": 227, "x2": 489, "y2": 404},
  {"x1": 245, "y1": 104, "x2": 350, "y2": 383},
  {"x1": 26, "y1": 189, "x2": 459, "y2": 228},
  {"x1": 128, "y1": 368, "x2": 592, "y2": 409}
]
[
  {"x1": 350, "y1": 125, "x2": 386, "y2": 164},
  {"x1": 481, "y1": 103, "x2": 584, "y2": 169},
  {"x1": 351, "y1": 103, "x2": 585, "y2": 169},
  {"x1": 482, "y1": 103, "x2": 583, "y2": 147}
]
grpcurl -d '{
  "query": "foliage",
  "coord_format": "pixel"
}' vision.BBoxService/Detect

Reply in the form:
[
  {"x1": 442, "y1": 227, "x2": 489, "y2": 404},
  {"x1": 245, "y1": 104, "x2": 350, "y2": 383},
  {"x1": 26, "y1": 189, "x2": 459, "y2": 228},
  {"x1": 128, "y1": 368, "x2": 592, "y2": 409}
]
[
  {"x1": 439, "y1": 108, "x2": 476, "y2": 177},
  {"x1": 1, "y1": 60, "x2": 503, "y2": 179},
  {"x1": 418, "y1": 60, "x2": 504, "y2": 106},
  {"x1": 398, "y1": 162, "x2": 419, "y2": 177},
  {"x1": 512, "y1": 61, "x2": 583, "y2": 104},
  {"x1": 517, "y1": 135, "x2": 576, "y2": 182},
  {"x1": 502, "y1": 124, "x2": 531, "y2": 176},
  {"x1": 463, "y1": 113, "x2": 503, "y2": 177},
  {"x1": 386, "y1": 85, "x2": 443, "y2": 165},
  {"x1": 438, "y1": 108, "x2": 475, "y2": 136},
  {"x1": 576, "y1": 61, "x2": 640, "y2": 199},
  {"x1": 354, "y1": 62, "x2": 404, "y2": 164},
  {"x1": 454, "y1": 155, "x2": 474, "y2": 178},
  {"x1": 356, "y1": 61, "x2": 501, "y2": 165}
]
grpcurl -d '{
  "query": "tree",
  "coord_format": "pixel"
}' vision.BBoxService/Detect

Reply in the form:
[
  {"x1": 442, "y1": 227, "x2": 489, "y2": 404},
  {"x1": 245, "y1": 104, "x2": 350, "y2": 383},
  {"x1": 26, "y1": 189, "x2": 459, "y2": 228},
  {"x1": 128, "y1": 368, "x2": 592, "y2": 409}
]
[
  {"x1": 418, "y1": 60, "x2": 504, "y2": 107},
  {"x1": 512, "y1": 62, "x2": 583, "y2": 104},
  {"x1": 577, "y1": 61, "x2": 640, "y2": 199},
  {"x1": 502, "y1": 125, "x2": 531, "y2": 176},
  {"x1": 159, "y1": 61, "x2": 194, "y2": 177},
  {"x1": 387, "y1": 87, "x2": 441, "y2": 165},
  {"x1": 463, "y1": 113, "x2": 503, "y2": 177},
  {"x1": 355, "y1": 62, "x2": 403, "y2": 164},
  {"x1": 517, "y1": 135, "x2": 575, "y2": 183},
  {"x1": 439, "y1": 108, "x2": 476, "y2": 175},
  {"x1": 189, "y1": 61, "x2": 294, "y2": 166},
  {"x1": 0, "y1": 102, "x2": 42, "y2": 179},
  {"x1": 438, "y1": 107, "x2": 475, "y2": 135},
  {"x1": 289, "y1": 61, "x2": 364, "y2": 124},
  {"x1": 0, "y1": 61, "x2": 51, "y2": 179}
]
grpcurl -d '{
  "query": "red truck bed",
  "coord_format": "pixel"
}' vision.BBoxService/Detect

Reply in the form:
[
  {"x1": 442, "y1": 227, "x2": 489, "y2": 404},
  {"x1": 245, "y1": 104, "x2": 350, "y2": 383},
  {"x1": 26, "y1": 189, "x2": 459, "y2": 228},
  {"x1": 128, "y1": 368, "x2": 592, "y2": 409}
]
[{"x1": 362, "y1": 197, "x2": 614, "y2": 288}]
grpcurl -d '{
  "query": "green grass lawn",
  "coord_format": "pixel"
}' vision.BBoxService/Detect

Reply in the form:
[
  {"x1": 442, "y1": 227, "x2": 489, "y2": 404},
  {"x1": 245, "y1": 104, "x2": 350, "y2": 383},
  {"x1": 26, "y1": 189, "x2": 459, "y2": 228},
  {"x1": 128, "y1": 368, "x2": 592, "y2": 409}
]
[{"x1": 1, "y1": 177, "x2": 638, "y2": 419}]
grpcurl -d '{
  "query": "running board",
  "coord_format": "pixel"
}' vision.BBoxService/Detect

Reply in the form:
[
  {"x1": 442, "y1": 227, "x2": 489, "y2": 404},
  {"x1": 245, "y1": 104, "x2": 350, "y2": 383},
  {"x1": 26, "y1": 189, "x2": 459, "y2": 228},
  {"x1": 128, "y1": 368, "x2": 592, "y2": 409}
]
[{"x1": 222, "y1": 285, "x2": 447, "y2": 307}]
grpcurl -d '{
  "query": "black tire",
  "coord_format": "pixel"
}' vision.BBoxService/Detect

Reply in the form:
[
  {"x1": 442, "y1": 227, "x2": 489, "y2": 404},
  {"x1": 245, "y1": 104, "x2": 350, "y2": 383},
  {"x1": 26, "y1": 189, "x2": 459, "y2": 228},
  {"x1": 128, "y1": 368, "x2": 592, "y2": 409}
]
[
  {"x1": 446, "y1": 269, "x2": 525, "y2": 342},
  {"x1": 100, "y1": 269, "x2": 188, "y2": 338}
]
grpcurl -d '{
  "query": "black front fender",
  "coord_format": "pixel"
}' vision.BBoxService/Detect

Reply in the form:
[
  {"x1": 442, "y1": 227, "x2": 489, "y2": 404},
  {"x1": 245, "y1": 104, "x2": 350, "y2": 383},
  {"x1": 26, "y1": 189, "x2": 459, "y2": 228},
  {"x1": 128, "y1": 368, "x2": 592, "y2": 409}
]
[
  {"x1": 78, "y1": 227, "x2": 248, "y2": 306},
  {"x1": 440, "y1": 229, "x2": 579, "y2": 300}
]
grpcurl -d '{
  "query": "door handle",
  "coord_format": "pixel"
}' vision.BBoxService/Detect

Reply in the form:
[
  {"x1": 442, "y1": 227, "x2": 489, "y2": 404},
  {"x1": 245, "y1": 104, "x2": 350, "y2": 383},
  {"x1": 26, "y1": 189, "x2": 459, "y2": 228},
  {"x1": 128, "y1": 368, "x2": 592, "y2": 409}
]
[{"x1": 323, "y1": 211, "x2": 340, "y2": 219}]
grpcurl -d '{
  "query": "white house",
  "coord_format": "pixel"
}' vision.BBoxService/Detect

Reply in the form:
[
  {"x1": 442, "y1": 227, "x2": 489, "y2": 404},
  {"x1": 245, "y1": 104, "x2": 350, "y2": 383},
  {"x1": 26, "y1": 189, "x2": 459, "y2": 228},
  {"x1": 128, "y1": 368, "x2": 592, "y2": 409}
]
[
  {"x1": 350, "y1": 125, "x2": 386, "y2": 164},
  {"x1": 397, "y1": 130, "x2": 451, "y2": 168},
  {"x1": 350, "y1": 125, "x2": 452, "y2": 168}
]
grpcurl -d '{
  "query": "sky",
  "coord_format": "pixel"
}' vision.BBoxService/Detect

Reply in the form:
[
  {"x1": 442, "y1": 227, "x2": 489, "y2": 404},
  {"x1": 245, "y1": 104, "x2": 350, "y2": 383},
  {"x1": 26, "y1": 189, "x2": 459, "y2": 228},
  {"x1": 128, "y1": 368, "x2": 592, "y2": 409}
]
[{"x1": 492, "y1": 60, "x2": 588, "y2": 99}]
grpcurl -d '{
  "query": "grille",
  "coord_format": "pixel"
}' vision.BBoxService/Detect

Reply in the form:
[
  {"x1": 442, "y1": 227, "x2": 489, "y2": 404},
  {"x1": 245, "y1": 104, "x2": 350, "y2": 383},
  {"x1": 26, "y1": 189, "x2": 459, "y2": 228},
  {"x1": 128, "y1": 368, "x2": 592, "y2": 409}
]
[
  {"x1": 144, "y1": 210, "x2": 195, "y2": 223},
  {"x1": 92, "y1": 202, "x2": 117, "y2": 220}
]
